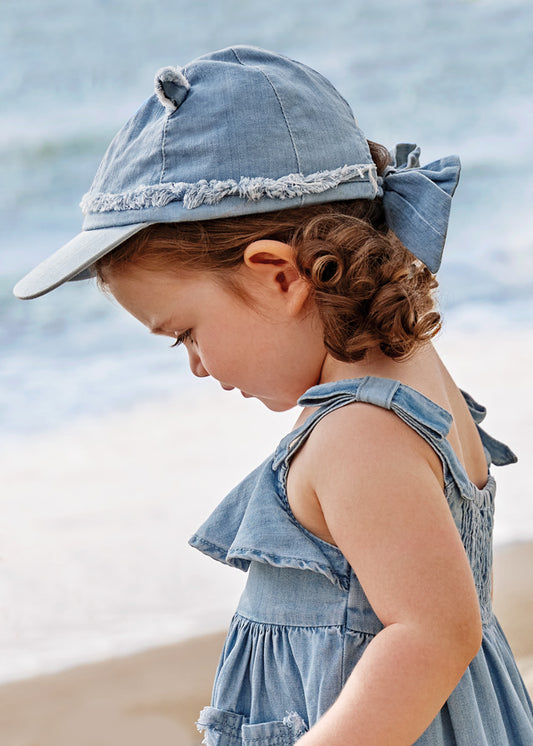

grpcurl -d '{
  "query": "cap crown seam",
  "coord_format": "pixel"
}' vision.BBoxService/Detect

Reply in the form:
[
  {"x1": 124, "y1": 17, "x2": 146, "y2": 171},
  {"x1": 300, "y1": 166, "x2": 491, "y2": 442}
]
[
  {"x1": 231, "y1": 47, "x2": 302, "y2": 176},
  {"x1": 159, "y1": 109, "x2": 171, "y2": 184}
]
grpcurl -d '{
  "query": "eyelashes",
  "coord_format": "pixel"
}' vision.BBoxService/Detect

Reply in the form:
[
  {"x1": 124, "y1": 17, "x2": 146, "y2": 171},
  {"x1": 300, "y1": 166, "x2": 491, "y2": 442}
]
[{"x1": 170, "y1": 329, "x2": 192, "y2": 348}]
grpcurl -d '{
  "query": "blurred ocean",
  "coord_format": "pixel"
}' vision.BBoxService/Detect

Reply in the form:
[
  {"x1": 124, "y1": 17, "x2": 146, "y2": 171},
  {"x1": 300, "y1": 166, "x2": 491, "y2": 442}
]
[
  {"x1": 1, "y1": 0, "x2": 533, "y2": 683},
  {"x1": 2, "y1": 0, "x2": 533, "y2": 441}
]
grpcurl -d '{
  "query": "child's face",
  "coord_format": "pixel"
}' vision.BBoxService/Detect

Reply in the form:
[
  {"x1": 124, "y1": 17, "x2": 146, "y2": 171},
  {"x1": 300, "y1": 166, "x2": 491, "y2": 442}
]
[{"x1": 106, "y1": 262, "x2": 327, "y2": 411}]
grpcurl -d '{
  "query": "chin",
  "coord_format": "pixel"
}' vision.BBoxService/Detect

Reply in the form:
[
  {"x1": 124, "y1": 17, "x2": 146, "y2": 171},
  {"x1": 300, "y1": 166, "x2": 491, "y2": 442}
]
[{"x1": 260, "y1": 398, "x2": 298, "y2": 413}]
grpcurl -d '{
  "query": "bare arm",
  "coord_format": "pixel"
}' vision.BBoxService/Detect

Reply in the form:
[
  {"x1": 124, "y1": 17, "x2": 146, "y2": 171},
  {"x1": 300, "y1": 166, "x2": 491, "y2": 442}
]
[{"x1": 294, "y1": 404, "x2": 482, "y2": 745}]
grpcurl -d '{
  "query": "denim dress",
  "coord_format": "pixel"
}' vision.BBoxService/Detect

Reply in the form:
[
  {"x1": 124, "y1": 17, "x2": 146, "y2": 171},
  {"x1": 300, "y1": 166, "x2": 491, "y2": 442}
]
[{"x1": 189, "y1": 377, "x2": 533, "y2": 745}]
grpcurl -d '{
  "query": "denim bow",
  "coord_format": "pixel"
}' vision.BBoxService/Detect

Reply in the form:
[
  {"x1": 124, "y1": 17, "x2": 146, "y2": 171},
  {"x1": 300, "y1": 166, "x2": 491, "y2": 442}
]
[{"x1": 380, "y1": 143, "x2": 461, "y2": 273}]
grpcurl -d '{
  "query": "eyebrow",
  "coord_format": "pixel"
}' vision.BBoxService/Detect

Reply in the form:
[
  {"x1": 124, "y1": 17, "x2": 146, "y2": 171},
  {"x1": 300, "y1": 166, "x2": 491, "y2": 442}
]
[{"x1": 149, "y1": 319, "x2": 173, "y2": 335}]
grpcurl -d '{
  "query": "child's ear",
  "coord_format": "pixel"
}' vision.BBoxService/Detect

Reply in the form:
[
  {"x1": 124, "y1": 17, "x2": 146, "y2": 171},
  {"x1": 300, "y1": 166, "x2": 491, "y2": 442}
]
[{"x1": 243, "y1": 240, "x2": 311, "y2": 315}]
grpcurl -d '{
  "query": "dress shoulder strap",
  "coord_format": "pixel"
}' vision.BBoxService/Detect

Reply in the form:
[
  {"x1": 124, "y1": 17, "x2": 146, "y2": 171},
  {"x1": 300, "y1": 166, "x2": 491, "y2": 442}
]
[
  {"x1": 460, "y1": 389, "x2": 517, "y2": 467},
  {"x1": 272, "y1": 377, "x2": 516, "y2": 500}
]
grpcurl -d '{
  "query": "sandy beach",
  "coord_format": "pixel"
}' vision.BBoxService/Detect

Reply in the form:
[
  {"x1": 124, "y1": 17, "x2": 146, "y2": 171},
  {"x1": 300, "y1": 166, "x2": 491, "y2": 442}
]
[{"x1": 0, "y1": 543, "x2": 531, "y2": 746}]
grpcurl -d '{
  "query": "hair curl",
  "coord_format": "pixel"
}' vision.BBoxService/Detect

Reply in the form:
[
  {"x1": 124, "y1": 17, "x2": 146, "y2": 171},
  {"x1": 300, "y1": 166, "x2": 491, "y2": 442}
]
[{"x1": 94, "y1": 141, "x2": 441, "y2": 362}]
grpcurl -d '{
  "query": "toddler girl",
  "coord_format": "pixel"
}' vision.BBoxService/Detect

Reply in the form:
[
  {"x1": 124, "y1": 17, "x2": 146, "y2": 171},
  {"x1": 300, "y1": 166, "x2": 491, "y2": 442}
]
[{"x1": 14, "y1": 46, "x2": 533, "y2": 745}]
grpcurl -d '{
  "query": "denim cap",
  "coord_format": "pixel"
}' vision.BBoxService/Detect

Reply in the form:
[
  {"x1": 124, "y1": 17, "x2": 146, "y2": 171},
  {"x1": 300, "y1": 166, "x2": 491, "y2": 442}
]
[{"x1": 14, "y1": 45, "x2": 461, "y2": 299}]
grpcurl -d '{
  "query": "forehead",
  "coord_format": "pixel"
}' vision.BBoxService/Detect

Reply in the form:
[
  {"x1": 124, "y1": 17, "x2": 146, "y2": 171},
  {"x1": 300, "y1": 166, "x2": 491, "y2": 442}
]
[
  {"x1": 106, "y1": 266, "x2": 206, "y2": 330},
  {"x1": 105, "y1": 264, "x2": 250, "y2": 334}
]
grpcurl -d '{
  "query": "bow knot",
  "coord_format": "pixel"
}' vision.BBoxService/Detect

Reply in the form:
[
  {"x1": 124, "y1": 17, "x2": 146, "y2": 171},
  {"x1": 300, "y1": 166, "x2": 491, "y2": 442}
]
[{"x1": 380, "y1": 143, "x2": 461, "y2": 273}]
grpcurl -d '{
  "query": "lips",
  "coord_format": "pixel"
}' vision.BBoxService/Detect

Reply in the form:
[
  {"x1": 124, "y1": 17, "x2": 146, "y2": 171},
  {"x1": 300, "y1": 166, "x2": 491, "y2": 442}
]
[{"x1": 220, "y1": 383, "x2": 253, "y2": 398}]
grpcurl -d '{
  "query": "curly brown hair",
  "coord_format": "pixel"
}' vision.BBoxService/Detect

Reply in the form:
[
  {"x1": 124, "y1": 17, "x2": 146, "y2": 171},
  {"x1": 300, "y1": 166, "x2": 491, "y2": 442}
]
[{"x1": 94, "y1": 142, "x2": 441, "y2": 362}]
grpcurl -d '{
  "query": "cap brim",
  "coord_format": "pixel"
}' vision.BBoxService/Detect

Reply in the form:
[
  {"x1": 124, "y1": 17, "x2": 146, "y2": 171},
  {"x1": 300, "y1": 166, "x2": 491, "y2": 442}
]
[{"x1": 13, "y1": 223, "x2": 151, "y2": 300}]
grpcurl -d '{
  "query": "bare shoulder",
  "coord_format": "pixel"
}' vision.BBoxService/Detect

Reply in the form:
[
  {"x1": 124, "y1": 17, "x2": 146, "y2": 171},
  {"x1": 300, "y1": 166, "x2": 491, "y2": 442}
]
[
  {"x1": 286, "y1": 401, "x2": 444, "y2": 546},
  {"x1": 304, "y1": 401, "x2": 443, "y2": 488}
]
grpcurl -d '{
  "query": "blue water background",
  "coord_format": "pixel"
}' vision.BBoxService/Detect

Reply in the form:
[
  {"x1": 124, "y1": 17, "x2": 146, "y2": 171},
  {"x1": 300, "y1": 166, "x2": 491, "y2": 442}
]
[{"x1": 1, "y1": 0, "x2": 533, "y2": 442}]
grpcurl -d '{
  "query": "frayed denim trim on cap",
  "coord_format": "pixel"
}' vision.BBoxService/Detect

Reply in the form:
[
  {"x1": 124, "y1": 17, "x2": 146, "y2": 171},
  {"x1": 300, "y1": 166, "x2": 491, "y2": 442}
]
[{"x1": 80, "y1": 163, "x2": 379, "y2": 215}]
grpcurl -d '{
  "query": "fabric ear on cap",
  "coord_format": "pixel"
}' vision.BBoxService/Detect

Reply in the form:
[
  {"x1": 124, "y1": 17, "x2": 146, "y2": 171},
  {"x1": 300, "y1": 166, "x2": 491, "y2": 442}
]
[{"x1": 154, "y1": 66, "x2": 190, "y2": 113}]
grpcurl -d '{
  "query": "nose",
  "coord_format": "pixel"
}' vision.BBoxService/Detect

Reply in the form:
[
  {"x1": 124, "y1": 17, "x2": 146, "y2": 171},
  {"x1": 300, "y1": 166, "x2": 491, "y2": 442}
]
[{"x1": 186, "y1": 347, "x2": 209, "y2": 378}]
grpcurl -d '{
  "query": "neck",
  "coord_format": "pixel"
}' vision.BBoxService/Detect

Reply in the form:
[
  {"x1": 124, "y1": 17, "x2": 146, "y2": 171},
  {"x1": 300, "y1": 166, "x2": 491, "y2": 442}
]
[{"x1": 319, "y1": 342, "x2": 438, "y2": 389}]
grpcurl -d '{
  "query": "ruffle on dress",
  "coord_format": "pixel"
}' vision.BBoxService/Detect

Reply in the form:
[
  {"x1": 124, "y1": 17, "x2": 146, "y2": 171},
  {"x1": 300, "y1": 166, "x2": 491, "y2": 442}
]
[{"x1": 189, "y1": 454, "x2": 351, "y2": 591}]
